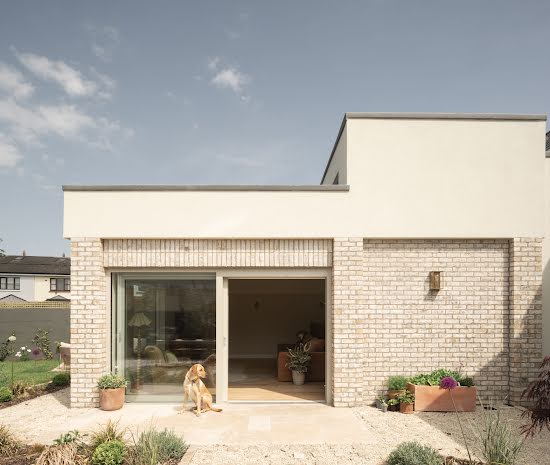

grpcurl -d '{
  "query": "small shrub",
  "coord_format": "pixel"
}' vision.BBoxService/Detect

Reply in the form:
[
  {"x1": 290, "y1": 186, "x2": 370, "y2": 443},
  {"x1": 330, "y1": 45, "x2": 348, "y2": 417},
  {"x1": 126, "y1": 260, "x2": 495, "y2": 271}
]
[
  {"x1": 97, "y1": 373, "x2": 127, "y2": 390},
  {"x1": 0, "y1": 333, "x2": 16, "y2": 362},
  {"x1": 396, "y1": 391, "x2": 415, "y2": 404},
  {"x1": 91, "y1": 440, "x2": 126, "y2": 465},
  {"x1": 11, "y1": 381, "x2": 29, "y2": 396},
  {"x1": 476, "y1": 406, "x2": 524, "y2": 465},
  {"x1": 459, "y1": 376, "x2": 475, "y2": 387},
  {"x1": 0, "y1": 424, "x2": 21, "y2": 456},
  {"x1": 53, "y1": 430, "x2": 83, "y2": 445},
  {"x1": 521, "y1": 355, "x2": 550, "y2": 437},
  {"x1": 33, "y1": 329, "x2": 53, "y2": 360},
  {"x1": 90, "y1": 420, "x2": 126, "y2": 450},
  {"x1": 36, "y1": 443, "x2": 81, "y2": 465},
  {"x1": 52, "y1": 372, "x2": 71, "y2": 387},
  {"x1": 388, "y1": 375, "x2": 409, "y2": 390},
  {"x1": 131, "y1": 425, "x2": 188, "y2": 465},
  {"x1": 0, "y1": 386, "x2": 13, "y2": 402},
  {"x1": 387, "y1": 441, "x2": 443, "y2": 465},
  {"x1": 409, "y1": 369, "x2": 462, "y2": 386}
]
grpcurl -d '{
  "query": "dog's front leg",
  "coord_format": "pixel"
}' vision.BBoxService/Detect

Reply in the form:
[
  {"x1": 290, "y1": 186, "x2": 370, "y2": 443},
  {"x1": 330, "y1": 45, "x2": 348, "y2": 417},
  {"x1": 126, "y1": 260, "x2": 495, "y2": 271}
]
[
  {"x1": 179, "y1": 390, "x2": 188, "y2": 414},
  {"x1": 195, "y1": 388, "x2": 202, "y2": 417}
]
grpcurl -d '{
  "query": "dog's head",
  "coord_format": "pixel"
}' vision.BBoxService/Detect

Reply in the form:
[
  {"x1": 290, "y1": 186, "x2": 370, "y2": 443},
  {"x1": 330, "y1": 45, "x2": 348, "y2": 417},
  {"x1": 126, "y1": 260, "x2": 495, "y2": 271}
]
[{"x1": 189, "y1": 363, "x2": 207, "y2": 381}]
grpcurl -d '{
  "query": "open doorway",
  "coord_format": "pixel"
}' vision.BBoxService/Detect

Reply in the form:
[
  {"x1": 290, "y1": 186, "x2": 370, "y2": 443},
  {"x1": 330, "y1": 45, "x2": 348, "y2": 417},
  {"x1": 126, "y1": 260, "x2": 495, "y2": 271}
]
[{"x1": 228, "y1": 279, "x2": 326, "y2": 401}]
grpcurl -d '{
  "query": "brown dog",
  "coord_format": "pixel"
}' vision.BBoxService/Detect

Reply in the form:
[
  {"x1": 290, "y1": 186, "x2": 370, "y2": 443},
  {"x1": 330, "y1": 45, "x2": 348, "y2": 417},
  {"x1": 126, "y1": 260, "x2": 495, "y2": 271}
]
[{"x1": 181, "y1": 363, "x2": 222, "y2": 416}]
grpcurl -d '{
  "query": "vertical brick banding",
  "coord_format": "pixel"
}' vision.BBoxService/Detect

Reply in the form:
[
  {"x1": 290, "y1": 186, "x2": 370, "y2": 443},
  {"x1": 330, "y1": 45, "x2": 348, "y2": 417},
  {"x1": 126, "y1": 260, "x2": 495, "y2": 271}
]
[
  {"x1": 509, "y1": 238, "x2": 543, "y2": 405},
  {"x1": 332, "y1": 238, "x2": 366, "y2": 406},
  {"x1": 363, "y1": 239, "x2": 510, "y2": 403},
  {"x1": 70, "y1": 238, "x2": 107, "y2": 408}
]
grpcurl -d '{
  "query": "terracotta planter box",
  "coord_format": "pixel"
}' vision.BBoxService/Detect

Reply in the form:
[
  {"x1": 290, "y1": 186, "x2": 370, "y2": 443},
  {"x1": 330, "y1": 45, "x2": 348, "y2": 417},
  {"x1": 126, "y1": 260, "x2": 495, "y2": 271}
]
[
  {"x1": 407, "y1": 383, "x2": 476, "y2": 412},
  {"x1": 400, "y1": 402, "x2": 414, "y2": 414},
  {"x1": 99, "y1": 387, "x2": 125, "y2": 411}
]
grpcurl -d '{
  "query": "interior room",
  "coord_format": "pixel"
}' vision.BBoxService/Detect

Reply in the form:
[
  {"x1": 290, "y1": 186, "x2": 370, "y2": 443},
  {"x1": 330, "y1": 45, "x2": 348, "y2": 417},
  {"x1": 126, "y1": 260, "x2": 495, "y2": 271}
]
[{"x1": 228, "y1": 278, "x2": 326, "y2": 401}]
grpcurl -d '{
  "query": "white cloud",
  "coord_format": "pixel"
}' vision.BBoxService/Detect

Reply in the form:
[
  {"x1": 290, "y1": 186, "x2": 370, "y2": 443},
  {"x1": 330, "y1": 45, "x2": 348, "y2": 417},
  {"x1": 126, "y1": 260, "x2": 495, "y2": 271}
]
[
  {"x1": 15, "y1": 51, "x2": 98, "y2": 97},
  {"x1": 211, "y1": 67, "x2": 250, "y2": 94},
  {"x1": 0, "y1": 133, "x2": 22, "y2": 167},
  {"x1": 0, "y1": 63, "x2": 34, "y2": 100},
  {"x1": 87, "y1": 25, "x2": 120, "y2": 62},
  {"x1": 208, "y1": 56, "x2": 221, "y2": 71}
]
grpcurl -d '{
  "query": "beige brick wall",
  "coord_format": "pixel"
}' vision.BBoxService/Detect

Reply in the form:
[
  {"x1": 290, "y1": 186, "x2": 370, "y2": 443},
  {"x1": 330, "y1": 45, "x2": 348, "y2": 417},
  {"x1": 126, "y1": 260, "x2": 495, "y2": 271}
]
[
  {"x1": 104, "y1": 239, "x2": 333, "y2": 268},
  {"x1": 509, "y1": 238, "x2": 543, "y2": 405},
  {"x1": 363, "y1": 239, "x2": 511, "y2": 403},
  {"x1": 70, "y1": 238, "x2": 107, "y2": 408},
  {"x1": 332, "y1": 238, "x2": 366, "y2": 406}
]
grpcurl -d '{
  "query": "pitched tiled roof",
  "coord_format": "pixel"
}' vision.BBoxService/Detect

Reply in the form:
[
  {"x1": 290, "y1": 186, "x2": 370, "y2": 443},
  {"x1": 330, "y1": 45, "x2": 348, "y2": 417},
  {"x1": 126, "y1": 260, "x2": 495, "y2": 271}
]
[
  {"x1": 0, "y1": 294, "x2": 26, "y2": 302},
  {"x1": 0, "y1": 256, "x2": 70, "y2": 275}
]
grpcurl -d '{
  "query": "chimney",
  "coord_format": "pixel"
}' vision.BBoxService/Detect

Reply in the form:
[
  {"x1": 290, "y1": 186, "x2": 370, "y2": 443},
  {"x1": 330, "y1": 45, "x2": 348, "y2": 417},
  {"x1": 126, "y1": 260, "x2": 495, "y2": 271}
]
[{"x1": 22, "y1": 250, "x2": 26, "y2": 257}]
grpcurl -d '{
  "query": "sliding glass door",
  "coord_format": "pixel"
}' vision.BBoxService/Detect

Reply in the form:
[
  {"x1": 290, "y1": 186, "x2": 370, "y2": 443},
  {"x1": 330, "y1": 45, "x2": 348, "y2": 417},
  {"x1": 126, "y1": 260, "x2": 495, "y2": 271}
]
[{"x1": 114, "y1": 274, "x2": 216, "y2": 402}]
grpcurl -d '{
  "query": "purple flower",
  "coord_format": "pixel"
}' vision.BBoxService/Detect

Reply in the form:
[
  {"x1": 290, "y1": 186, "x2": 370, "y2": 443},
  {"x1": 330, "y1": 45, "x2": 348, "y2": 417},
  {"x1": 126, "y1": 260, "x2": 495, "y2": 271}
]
[
  {"x1": 32, "y1": 347, "x2": 41, "y2": 357},
  {"x1": 440, "y1": 376, "x2": 458, "y2": 390}
]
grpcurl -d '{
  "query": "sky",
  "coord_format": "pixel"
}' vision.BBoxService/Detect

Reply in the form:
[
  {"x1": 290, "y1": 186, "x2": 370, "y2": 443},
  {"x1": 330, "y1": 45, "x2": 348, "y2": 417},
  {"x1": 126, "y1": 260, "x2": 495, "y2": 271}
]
[{"x1": 0, "y1": 1, "x2": 549, "y2": 257}]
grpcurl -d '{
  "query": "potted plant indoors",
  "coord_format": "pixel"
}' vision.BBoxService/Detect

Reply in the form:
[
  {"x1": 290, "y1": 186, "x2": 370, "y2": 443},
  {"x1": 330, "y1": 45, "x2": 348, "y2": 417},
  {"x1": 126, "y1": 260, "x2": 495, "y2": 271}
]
[
  {"x1": 97, "y1": 373, "x2": 127, "y2": 411},
  {"x1": 397, "y1": 391, "x2": 415, "y2": 414},
  {"x1": 285, "y1": 342, "x2": 311, "y2": 386},
  {"x1": 387, "y1": 375, "x2": 409, "y2": 399}
]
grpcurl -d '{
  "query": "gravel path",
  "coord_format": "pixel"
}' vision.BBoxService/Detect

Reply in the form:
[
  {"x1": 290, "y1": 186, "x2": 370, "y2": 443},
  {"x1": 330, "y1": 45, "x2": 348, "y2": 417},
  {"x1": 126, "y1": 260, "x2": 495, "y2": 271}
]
[
  {"x1": 188, "y1": 406, "x2": 550, "y2": 465},
  {"x1": 2, "y1": 390, "x2": 548, "y2": 465}
]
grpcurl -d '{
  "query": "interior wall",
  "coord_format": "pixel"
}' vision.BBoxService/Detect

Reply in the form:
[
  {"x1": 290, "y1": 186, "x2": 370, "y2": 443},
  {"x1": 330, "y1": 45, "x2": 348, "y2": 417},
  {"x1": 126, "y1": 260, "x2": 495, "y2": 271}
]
[{"x1": 228, "y1": 279, "x2": 325, "y2": 358}]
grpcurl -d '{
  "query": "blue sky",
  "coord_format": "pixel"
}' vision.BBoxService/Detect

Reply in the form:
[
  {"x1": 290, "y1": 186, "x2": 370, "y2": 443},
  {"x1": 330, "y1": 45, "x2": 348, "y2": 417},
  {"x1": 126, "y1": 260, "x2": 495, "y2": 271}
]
[{"x1": 0, "y1": 1, "x2": 549, "y2": 256}]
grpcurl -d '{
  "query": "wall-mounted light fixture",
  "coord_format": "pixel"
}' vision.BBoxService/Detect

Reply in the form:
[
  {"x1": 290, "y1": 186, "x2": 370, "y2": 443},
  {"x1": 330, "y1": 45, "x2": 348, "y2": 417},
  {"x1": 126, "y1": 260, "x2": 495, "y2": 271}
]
[{"x1": 429, "y1": 271, "x2": 441, "y2": 291}]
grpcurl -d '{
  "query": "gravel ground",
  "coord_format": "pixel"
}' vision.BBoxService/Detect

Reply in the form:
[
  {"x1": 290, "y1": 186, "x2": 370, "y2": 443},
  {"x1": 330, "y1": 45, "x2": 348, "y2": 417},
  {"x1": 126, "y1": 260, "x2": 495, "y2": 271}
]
[{"x1": 188, "y1": 406, "x2": 550, "y2": 465}]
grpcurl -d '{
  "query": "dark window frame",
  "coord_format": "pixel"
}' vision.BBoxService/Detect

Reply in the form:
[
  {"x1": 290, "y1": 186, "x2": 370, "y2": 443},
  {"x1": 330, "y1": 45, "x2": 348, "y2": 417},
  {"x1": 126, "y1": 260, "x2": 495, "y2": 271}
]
[
  {"x1": 0, "y1": 276, "x2": 20, "y2": 290},
  {"x1": 50, "y1": 277, "x2": 70, "y2": 292}
]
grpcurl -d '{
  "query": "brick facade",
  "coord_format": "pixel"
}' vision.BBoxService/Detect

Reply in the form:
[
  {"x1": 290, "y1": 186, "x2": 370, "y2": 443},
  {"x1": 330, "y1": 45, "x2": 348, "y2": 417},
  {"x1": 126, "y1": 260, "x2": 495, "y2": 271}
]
[
  {"x1": 70, "y1": 237, "x2": 543, "y2": 408},
  {"x1": 509, "y1": 238, "x2": 543, "y2": 405},
  {"x1": 70, "y1": 238, "x2": 107, "y2": 408}
]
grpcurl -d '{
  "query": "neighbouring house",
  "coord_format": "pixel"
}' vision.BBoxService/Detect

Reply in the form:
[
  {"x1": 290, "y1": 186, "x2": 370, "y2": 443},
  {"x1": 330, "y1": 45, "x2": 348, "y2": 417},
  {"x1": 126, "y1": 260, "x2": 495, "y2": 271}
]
[
  {"x1": 0, "y1": 255, "x2": 71, "y2": 302},
  {"x1": 63, "y1": 113, "x2": 549, "y2": 409}
]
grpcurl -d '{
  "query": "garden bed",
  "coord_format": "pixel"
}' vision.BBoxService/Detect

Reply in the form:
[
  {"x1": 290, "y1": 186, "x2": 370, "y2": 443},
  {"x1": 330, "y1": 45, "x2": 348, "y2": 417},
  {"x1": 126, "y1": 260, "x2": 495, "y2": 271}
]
[
  {"x1": 0, "y1": 382, "x2": 66, "y2": 409},
  {"x1": 0, "y1": 359, "x2": 60, "y2": 386},
  {"x1": 407, "y1": 383, "x2": 477, "y2": 412},
  {"x1": 0, "y1": 444, "x2": 43, "y2": 465}
]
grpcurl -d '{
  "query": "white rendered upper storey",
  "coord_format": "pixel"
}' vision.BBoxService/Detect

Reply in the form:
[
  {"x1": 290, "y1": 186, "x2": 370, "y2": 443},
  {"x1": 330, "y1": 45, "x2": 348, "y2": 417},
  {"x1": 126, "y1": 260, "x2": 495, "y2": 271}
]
[{"x1": 63, "y1": 113, "x2": 547, "y2": 239}]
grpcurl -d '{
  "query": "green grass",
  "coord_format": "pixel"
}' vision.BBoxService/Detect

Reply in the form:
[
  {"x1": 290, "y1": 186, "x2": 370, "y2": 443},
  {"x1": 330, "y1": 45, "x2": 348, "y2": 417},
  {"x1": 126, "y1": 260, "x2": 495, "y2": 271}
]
[{"x1": 0, "y1": 360, "x2": 61, "y2": 388}]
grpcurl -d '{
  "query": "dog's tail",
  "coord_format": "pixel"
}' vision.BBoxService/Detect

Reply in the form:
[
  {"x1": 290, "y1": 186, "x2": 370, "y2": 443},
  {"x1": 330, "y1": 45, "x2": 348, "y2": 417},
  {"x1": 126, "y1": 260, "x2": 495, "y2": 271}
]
[{"x1": 210, "y1": 406, "x2": 223, "y2": 413}]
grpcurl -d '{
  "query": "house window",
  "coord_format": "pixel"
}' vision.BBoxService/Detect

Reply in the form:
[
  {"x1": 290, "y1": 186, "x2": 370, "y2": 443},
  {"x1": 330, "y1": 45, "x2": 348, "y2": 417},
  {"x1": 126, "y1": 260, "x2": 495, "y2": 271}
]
[
  {"x1": 0, "y1": 277, "x2": 20, "y2": 290},
  {"x1": 50, "y1": 277, "x2": 70, "y2": 291}
]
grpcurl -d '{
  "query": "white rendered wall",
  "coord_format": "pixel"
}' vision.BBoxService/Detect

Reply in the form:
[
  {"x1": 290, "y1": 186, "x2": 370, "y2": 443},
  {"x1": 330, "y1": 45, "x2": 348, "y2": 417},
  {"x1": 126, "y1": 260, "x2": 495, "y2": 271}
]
[
  {"x1": 543, "y1": 156, "x2": 550, "y2": 356},
  {"x1": 0, "y1": 275, "x2": 34, "y2": 301},
  {"x1": 64, "y1": 117, "x2": 545, "y2": 239},
  {"x1": 322, "y1": 126, "x2": 347, "y2": 185}
]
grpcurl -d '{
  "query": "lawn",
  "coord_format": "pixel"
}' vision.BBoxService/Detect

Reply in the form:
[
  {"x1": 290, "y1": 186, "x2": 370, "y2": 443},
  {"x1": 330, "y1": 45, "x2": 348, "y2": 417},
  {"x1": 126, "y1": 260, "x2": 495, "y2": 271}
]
[{"x1": 0, "y1": 360, "x2": 60, "y2": 388}]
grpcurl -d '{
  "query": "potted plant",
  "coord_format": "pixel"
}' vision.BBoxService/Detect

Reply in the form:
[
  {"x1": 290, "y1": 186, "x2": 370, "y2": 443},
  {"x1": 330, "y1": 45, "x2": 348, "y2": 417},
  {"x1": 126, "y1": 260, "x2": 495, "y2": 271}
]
[
  {"x1": 285, "y1": 342, "x2": 311, "y2": 385},
  {"x1": 387, "y1": 375, "x2": 408, "y2": 399},
  {"x1": 407, "y1": 369, "x2": 476, "y2": 412},
  {"x1": 397, "y1": 391, "x2": 415, "y2": 414},
  {"x1": 97, "y1": 373, "x2": 127, "y2": 411},
  {"x1": 376, "y1": 396, "x2": 388, "y2": 412},
  {"x1": 387, "y1": 398, "x2": 400, "y2": 412}
]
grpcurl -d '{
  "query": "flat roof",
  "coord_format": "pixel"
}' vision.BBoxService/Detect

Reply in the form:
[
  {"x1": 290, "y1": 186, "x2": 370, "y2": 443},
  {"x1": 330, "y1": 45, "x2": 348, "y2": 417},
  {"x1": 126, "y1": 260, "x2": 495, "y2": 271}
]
[
  {"x1": 62, "y1": 184, "x2": 350, "y2": 192},
  {"x1": 320, "y1": 112, "x2": 548, "y2": 183}
]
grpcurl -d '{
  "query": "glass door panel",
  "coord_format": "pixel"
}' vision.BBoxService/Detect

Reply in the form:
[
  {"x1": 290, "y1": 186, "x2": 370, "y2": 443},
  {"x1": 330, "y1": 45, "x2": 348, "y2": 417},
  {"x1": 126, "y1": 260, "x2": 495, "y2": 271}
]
[{"x1": 120, "y1": 277, "x2": 216, "y2": 402}]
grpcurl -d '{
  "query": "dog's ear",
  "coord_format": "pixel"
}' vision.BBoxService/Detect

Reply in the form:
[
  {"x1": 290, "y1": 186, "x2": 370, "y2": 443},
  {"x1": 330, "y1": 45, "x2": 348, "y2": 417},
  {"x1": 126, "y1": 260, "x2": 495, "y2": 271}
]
[{"x1": 191, "y1": 364, "x2": 198, "y2": 375}]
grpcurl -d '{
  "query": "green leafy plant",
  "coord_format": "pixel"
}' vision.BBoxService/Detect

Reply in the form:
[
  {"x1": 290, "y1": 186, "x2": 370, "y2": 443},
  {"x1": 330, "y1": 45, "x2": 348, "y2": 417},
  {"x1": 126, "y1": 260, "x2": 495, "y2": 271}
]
[
  {"x1": 53, "y1": 430, "x2": 83, "y2": 445},
  {"x1": 97, "y1": 374, "x2": 127, "y2": 390},
  {"x1": 387, "y1": 441, "x2": 443, "y2": 465},
  {"x1": 474, "y1": 405, "x2": 523, "y2": 465},
  {"x1": 52, "y1": 372, "x2": 71, "y2": 387},
  {"x1": 32, "y1": 329, "x2": 53, "y2": 360},
  {"x1": 387, "y1": 398, "x2": 399, "y2": 406},
  {"x1": 11, "y1": 381, "x2": 29, "y2": 396},
  {"x1": 0, "y1": 386, "x2": 13, "y2": 402},
  {"x1": 0, "y1": 424, "x2": 21, "y2": 456},
  {"x1": 90, "y1": 421, "x2": 126, "y2": 450},
  {"x1": 129, "y1": 425, "x2": 187, "y2": 465},
  {"x1": 0, "y1": 333, "x2": 16, "y2": 362},
  {"x1": 409, "y1": 369, "x2": 462, "y2": 386},
  {"x1": 460, "y1": 376, "x2": 475, "y2": 387},
  {"x1": 285, "y1": 342, "x2": 311, "y2": 373},
  {"x1": 91, "y1": 440, "x2": 126, "y2": 465},
  {"x1": 396, "y1": 391, "x2": 415, "y2": 404},
  {"x1": 388, "y1": 375, "x2": 409, "y2": 390}
]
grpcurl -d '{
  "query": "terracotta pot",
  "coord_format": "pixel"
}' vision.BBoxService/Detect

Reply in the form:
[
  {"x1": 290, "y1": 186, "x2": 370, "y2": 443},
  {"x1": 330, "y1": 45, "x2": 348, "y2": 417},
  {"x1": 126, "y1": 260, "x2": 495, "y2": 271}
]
[
  {"x1": 292, "y1": 371, "x2": 305, "y2": 386},
  {"x1": 99, "y1": 387, "x2": 125, "y2": 411},
  {"x1": 400, "y1": 402, "x2": 414, "y2": 414},
  {"x1": 387, "y1": 389, "x2": 405, "y2": 400},
  {"x1": 407, "y1": 383, "x2": 476, "y2": 412},
  {"x1": 388, "y1": 403, "x2": 400, "y2": 412}
]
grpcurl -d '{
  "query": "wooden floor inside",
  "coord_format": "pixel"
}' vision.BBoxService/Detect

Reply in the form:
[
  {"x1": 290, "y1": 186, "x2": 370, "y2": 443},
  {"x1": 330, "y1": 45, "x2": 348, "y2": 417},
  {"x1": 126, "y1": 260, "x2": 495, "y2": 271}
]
[{"x1": 228, "y1": 358, "x2": 325, "y2": 401}]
